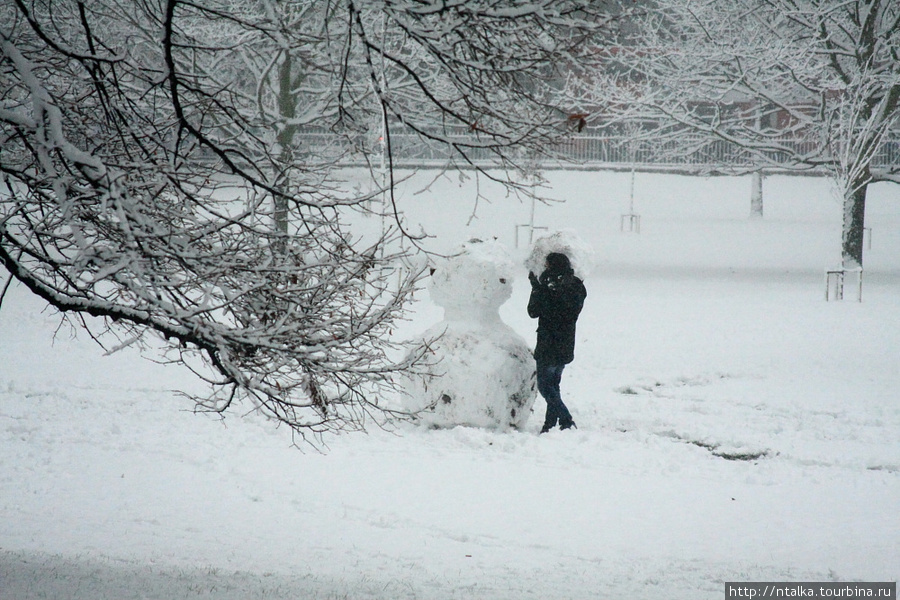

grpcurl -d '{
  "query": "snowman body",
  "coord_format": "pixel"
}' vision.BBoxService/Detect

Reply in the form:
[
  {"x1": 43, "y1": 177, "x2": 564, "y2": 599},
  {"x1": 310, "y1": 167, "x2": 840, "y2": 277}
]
[{"x1": 404, "y1": 240, "x2": 536, "y2": 430}]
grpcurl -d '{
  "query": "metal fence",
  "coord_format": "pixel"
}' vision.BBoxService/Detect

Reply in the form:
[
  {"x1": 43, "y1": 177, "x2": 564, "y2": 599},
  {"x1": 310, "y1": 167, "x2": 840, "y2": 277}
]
[
  {"x1": 543, "y1": 131, "x2": 900, "y2": 172},
  {"x1": 298, "y1": 125, "x2": 900, "y2": 173}
]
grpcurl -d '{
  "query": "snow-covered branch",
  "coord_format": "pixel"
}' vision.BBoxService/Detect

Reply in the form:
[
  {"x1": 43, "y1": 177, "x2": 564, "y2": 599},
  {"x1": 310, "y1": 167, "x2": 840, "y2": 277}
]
[{"x1": 1, "y1": 0, "x2": 616, "y2": 441}]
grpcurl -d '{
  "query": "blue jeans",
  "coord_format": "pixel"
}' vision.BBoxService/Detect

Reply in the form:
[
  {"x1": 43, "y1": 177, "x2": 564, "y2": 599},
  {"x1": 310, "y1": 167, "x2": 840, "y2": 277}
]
[{"x1": 536, "y1": 362, "x2": 573, "y2": 428}]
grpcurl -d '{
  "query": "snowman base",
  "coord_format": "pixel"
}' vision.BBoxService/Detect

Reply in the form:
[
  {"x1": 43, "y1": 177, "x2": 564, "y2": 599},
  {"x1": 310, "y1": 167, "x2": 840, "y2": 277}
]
[{"x1": 405, "y1": 323, "x2": 536, "y2": 430}]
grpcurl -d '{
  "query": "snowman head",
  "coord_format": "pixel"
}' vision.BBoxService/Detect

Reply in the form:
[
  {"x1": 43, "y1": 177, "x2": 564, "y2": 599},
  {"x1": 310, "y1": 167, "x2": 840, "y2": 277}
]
[{"x1": 428, "y1": 239, "x2": 515, "y2": 323}]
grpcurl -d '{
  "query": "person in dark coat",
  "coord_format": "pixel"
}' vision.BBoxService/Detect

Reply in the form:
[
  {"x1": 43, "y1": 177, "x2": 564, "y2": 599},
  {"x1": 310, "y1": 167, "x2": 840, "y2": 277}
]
[{"x1": 527, "y1": 252, "x2": 587, "y2": 433}]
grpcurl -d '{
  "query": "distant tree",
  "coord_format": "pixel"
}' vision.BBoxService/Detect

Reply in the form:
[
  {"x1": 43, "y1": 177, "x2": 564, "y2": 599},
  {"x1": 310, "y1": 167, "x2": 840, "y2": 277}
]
[
  {"x1": 582, "y1": 0, "x2": 900, "y2": 268},
  {"x1": 0, "y1": 0, "x2": 617, "y2": 441}
]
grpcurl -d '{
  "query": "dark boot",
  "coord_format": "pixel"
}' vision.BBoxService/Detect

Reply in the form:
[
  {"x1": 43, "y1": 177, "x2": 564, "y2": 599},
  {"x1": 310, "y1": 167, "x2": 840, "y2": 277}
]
[
  {"x1": 559, "y1": 418, "x2": 577, "y2": 431},
  {"x1": 540, "y1": 418, "x2": 557, "y2": 434}
]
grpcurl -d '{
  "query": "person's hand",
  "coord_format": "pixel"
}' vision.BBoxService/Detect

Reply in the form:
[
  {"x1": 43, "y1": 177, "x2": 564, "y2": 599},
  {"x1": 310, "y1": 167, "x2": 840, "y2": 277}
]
[{"x1": 528, "y1": 271, "x2": 540, "y2": 287}]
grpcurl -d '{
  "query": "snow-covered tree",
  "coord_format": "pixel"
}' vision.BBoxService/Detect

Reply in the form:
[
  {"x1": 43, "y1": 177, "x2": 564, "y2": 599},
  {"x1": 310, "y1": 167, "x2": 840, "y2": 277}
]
[
  {"x1": 0, "y1": 0, "x2": 616, "y2": 440},
  {"x1": 582, "y1": 0, "x2": 900, "y2": 268}
]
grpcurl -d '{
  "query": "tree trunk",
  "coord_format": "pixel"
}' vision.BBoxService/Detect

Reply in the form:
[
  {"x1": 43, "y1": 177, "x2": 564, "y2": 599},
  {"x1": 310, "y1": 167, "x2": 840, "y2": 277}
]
[
  {"x1": 274, "y1": 52, "x2": 296, "y2": 240},
  {"x1": 750, "y1": 171, "x2": 764, "y2": 219},
  {"x1": 841, "y1": 174, "x2": 868, "y2": 270}
]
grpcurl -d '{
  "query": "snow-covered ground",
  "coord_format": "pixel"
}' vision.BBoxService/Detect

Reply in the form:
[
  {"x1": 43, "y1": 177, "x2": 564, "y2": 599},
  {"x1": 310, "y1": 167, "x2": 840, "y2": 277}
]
[{"x1": 1, "y1": 171, "x2": 898, "y2": 599}]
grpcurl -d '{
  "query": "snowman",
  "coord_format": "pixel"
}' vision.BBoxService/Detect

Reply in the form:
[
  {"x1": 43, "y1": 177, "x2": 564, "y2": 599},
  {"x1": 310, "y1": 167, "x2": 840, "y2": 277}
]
[{"x1": 403, "y1": 238, "x2": 536, "y2": 430}]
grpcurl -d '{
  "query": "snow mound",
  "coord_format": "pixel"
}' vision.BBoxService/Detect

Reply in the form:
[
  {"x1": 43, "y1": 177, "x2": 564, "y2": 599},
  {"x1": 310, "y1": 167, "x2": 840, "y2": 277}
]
[{"x1": 525, "y1": 229, "x2": 594, "y2": 279}]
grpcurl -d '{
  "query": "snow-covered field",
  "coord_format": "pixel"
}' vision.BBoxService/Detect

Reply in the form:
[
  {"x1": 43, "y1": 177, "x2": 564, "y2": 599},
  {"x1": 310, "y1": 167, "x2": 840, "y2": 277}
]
[{"x1": 2, "y1": 171, "x2": 898, "y2": 599}]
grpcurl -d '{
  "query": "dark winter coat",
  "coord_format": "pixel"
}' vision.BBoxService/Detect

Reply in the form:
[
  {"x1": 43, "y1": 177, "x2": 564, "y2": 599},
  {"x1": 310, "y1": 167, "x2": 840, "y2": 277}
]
[{"x1": 527, "y1": 260, "x2": 586, "y2": 365}]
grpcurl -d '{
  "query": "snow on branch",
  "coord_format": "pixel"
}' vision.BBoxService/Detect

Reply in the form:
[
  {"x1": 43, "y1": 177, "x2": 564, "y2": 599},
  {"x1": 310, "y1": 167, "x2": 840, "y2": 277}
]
[{"x1": 1, "y1": 0, "x2": 618, "y2": 442}]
